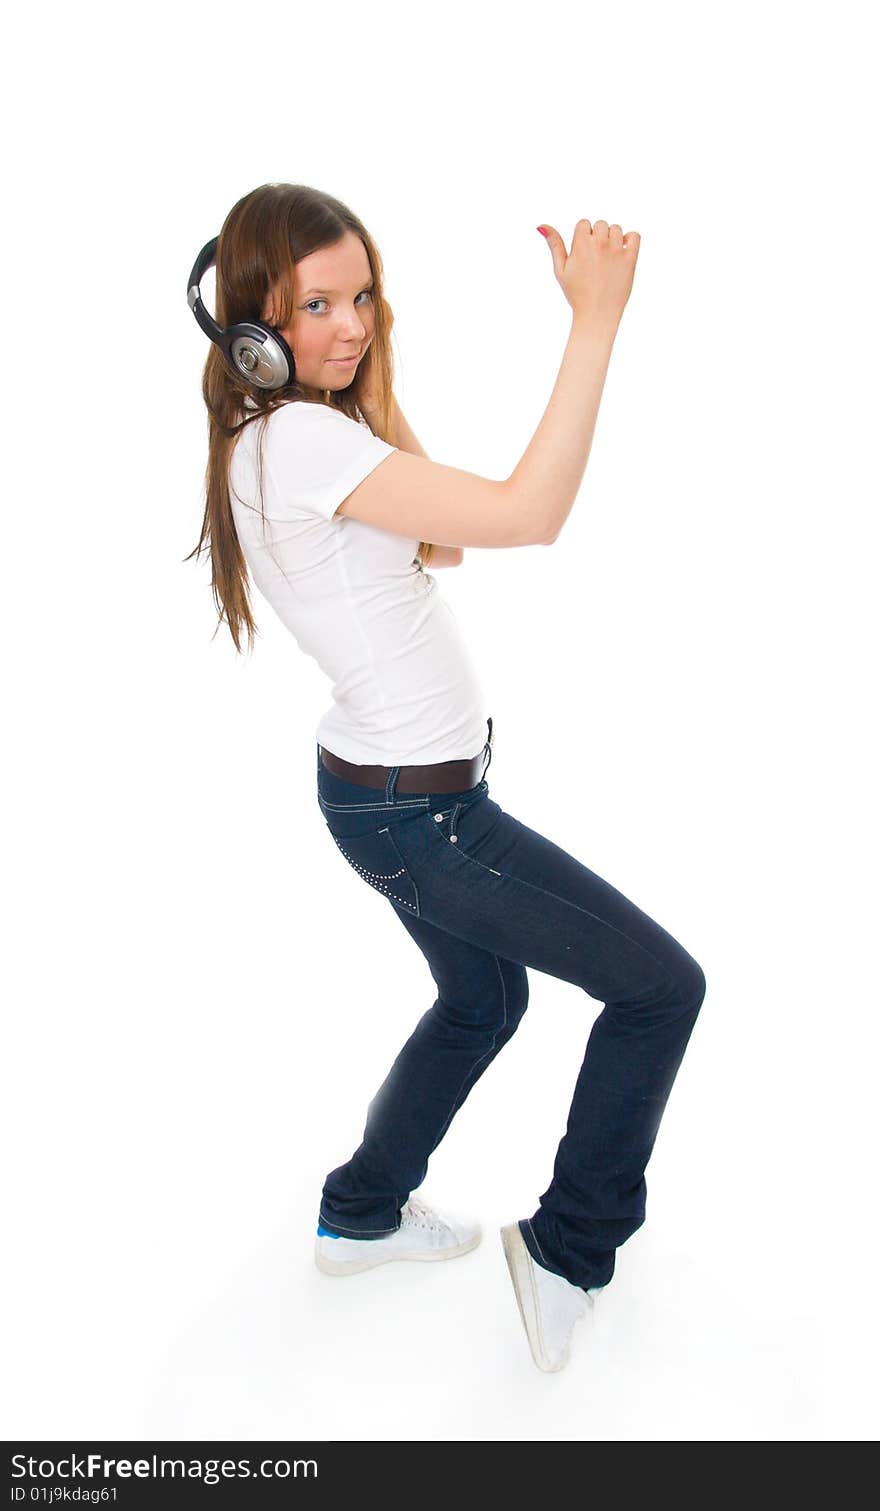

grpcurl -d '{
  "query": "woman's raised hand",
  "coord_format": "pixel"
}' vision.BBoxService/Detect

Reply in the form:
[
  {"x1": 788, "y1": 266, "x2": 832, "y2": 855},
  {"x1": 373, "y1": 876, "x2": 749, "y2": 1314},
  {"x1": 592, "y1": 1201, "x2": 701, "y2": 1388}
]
[{"x1": 538, "y1": 219, "x2": 640, "y2": 330}]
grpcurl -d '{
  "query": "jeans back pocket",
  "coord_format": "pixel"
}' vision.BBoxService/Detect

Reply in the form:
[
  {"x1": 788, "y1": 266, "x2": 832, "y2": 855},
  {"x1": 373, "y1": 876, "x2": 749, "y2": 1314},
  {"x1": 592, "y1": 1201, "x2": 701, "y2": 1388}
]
[{"x1": 326, "y1": 823, "x2": 421, "y2": 916}]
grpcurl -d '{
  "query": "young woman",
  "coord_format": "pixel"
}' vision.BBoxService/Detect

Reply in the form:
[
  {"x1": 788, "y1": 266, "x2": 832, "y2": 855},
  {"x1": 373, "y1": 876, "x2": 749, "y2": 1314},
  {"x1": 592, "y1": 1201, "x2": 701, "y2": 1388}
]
[{"x1": 187, "y1": 182, "x2": 706, "y2": 1374}]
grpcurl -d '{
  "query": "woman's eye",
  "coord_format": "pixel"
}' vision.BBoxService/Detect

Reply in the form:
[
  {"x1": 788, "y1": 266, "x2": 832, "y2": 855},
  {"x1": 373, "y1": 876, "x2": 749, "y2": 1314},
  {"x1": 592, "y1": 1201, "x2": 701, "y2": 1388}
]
[{"x1": 305, "y1": 291, "x2": 373, "y2": 314}]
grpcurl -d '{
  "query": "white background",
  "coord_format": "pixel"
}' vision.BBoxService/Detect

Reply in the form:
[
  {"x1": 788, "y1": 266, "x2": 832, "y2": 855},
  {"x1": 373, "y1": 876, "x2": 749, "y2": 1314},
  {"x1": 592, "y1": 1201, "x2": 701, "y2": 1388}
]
[{"x1": 3, "y1": 0, "x2": 875, "y2": 1444}]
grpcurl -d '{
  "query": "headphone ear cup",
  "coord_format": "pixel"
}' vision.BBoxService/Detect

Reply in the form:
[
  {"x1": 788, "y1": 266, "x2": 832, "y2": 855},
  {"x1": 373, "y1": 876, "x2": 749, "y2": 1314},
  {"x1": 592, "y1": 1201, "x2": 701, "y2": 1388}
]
[
  {"x1": 188, "y1": 239, "x2": 296, "y2": 390},
  {"x1": 223, "y1": 320, "x2": 295, "y2": 390}
]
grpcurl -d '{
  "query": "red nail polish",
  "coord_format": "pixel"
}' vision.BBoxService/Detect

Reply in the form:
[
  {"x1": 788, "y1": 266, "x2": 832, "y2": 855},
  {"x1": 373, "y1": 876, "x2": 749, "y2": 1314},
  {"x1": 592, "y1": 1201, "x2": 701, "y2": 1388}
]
[{"x1": 537, "y1": 226, "x2": 548, "y2": 237}]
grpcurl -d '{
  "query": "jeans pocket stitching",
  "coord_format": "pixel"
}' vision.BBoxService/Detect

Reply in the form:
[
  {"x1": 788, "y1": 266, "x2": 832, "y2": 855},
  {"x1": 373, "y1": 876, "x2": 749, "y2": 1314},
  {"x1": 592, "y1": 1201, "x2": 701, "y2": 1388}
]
[
  {"x1": 423, "y1": 806, "x2": 502, "y2": 876},
  {"x1": 379, "y1": 825, "x2": 421, "y2": 916},
  {"x1": 329, "y1": 828, "x2": 421, "y2": 915}
]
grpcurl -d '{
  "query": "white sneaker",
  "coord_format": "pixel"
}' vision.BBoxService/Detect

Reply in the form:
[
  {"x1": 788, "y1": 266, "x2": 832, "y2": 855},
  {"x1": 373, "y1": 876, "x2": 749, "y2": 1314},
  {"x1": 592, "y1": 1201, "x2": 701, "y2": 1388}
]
[
  {"x1": 315, "y1": 1193, "x2": 482, "y2": 1276},
  {"x1": 501, "y1": 1222, "x2": 600, "y2": 1372}
]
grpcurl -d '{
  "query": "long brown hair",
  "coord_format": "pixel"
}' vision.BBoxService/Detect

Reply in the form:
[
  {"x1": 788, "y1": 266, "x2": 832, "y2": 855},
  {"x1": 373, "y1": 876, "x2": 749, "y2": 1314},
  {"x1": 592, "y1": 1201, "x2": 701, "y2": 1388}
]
[{"x1": 185, "y1": 182, "x2": 435, "y2": 655}]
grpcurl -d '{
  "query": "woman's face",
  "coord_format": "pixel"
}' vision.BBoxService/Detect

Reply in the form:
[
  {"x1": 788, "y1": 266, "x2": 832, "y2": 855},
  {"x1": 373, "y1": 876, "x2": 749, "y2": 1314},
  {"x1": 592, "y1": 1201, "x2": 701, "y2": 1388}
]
[{"x1": 263, "y1": 230, "x2": 376, "y2": 391}]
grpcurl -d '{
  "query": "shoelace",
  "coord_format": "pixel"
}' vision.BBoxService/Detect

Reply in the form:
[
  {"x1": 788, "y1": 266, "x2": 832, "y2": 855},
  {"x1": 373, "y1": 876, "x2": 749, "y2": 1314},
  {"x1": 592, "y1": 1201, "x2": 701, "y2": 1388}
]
[{"x1": 400, "y1": 1195, "x2": 447, "y2": 1234}]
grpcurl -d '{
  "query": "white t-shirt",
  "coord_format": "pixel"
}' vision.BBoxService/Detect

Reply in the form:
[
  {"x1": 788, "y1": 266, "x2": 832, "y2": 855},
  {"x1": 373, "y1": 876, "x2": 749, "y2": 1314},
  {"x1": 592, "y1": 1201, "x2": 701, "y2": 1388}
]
[{"x1": 228, "y1": 398, "x2": 488, "y2": 765}]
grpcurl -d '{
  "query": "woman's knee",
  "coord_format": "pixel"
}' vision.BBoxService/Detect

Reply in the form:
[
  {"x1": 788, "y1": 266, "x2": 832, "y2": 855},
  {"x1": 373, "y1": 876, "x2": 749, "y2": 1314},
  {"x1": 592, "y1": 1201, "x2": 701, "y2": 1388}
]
[
  {"x1": 432, "y1": 956, "x2": 528, "y2": 1038},
  {"x1": 676, "y1": 954, "x2": 707, "y2": 1017},
  {"x1": 623, "y1": 949, "x2": 705, "y2": 1024}
]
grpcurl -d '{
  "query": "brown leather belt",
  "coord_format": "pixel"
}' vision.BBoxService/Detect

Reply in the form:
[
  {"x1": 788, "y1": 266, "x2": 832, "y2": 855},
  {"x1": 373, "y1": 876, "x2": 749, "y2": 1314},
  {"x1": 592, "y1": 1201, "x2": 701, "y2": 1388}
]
[{"x1": 320, "y1": 716, "x2": 494, "y2": 794}]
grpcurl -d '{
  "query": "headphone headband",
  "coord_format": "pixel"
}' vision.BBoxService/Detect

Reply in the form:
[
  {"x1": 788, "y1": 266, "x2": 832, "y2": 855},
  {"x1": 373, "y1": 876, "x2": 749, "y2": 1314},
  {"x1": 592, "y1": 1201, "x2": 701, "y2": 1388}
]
[{"x1": 186, "y1": 235, "x2": 296, "y2": 390}]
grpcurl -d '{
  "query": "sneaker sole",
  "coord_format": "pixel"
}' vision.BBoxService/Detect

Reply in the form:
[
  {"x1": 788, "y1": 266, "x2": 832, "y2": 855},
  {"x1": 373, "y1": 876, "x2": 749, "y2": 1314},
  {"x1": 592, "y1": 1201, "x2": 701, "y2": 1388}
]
[
  {"x1": 315, "y1": 1228, "x2": 482, "y2": 1276},
  {"x1": 500, "y1": 1222, "x2": 573, "y2": 1373}
]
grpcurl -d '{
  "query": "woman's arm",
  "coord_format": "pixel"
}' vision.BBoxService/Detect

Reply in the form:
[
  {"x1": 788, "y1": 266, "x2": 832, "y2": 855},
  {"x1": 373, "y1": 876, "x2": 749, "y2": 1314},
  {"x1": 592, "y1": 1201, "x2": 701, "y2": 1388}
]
[
  {"x1": 366, "y1": 397, "x2": 464, "y2": 567},
  {"x1": 424, "y1": 546, "x2": 465, "y2": 568},
  {"x1": 423, "y1": 545, "x2": 464, "y2": 568}
]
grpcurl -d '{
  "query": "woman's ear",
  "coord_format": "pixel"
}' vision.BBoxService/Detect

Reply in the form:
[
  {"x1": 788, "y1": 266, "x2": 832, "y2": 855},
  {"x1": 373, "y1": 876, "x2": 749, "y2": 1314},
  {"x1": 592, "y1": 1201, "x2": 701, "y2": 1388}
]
[{"x1": 262, "y1": 279, "x2": 282, "y2": 326}]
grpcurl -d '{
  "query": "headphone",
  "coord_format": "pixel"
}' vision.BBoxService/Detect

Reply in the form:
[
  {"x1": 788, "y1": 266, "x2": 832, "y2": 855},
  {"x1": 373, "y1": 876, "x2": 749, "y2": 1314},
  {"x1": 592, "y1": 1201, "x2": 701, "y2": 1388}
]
[{"x1": 186, "y1": 236, "x2": 296, "y2": 390}]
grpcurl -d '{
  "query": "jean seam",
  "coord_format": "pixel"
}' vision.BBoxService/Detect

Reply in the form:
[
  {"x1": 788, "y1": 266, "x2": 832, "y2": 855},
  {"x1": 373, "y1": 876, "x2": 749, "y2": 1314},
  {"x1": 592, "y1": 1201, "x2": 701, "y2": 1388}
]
[
  {"x1": 525, "y1": 1218, "x2": 551, "y2": 1269},
  {"x1": 318, "y1": 1213, "x2": 399, "y2": 1235},
  {"x1": 378, "y1": 825, "x2": 421, "y2": 917},
  {"x1": 318, "y1": 798, "x2": 430, "y2": 811}
]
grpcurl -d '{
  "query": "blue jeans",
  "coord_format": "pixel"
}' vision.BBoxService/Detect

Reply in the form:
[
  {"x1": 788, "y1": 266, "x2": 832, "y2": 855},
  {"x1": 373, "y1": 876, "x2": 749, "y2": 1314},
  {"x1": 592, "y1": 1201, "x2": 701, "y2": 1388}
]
[{"x1": 315, "y1": 726, "x2": 706, "y2": 1292}]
